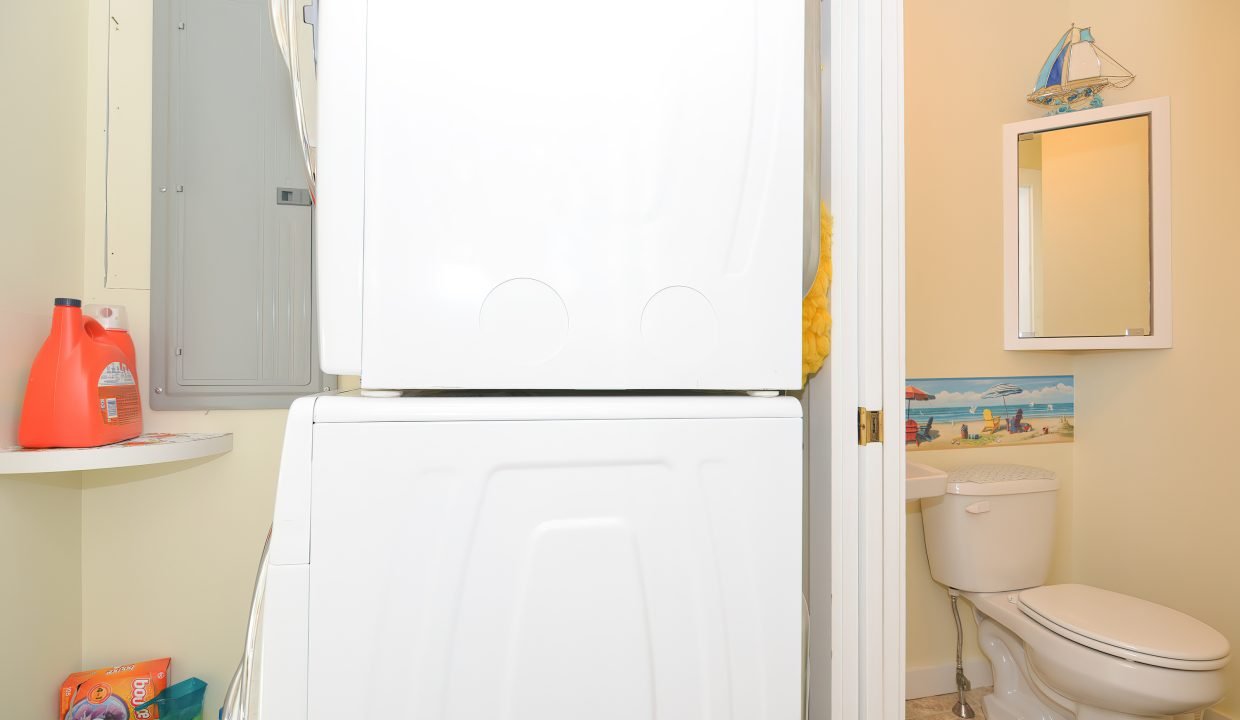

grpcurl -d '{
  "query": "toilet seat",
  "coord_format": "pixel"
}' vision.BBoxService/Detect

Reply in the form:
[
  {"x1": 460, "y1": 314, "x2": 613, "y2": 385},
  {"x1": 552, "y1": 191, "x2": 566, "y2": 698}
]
[{"x1": 1018, "y1": 584, "x2": 1230, "y2": 671}]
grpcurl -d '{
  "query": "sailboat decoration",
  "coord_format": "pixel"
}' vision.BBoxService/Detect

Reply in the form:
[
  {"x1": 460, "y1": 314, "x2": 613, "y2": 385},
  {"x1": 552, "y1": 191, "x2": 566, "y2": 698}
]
[{"x1": 1028, "y1": 25, "x2": 1134, "y2": 113}]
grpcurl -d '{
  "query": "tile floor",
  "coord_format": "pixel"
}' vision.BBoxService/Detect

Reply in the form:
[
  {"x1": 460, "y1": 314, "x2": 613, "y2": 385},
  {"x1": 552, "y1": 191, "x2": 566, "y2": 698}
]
[{"x1": 906, "y1": 687, "x2": 994, "y2": 720}]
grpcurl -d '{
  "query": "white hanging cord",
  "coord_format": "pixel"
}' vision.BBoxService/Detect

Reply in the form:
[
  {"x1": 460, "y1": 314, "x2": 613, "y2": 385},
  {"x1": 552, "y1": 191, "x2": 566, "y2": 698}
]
[
  {"x1": 219, "y1": 531, "x2": 271, "y2": 720},
  {"x1": 270, "y1": 0, "x2": 316, "y2": 199}
]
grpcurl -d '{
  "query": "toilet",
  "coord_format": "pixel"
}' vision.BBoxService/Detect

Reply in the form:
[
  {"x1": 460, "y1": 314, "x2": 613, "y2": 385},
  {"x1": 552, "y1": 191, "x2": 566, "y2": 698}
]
[{"x1": 921, "y1": 464, "x2": 1230, "y2": 720}]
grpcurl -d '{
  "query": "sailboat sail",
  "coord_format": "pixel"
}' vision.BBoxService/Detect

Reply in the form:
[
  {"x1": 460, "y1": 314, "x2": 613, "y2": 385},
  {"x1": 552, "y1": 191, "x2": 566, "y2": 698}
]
[
  {"x1": 1035, "y1": 28, "x2": 1073, "y2": 91},
  {"x1": 1068, "y1": 41, "x2": 1100, "y2": 80},
  {"x1": 1029, "y1": 25, "x2": 1134, "y2": 112}
]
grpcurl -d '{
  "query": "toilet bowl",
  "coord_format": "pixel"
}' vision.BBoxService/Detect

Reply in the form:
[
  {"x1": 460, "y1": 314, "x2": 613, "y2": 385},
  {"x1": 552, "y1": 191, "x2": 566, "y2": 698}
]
[
  {"x1": 920, "y1": 465, "x2": 1230, "y2": 720},
  {"x1": 965, "y1": 587, "x2": 1227, "y2": 720}
]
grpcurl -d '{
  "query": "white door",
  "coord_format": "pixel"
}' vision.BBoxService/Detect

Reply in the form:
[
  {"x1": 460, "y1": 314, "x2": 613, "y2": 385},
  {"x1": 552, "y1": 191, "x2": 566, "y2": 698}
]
[
  {"x1": 806, "y1": 0, "x2": 906, "y2": 717},
  {"x1": 301, "y1": 396, "x2": 801, "y2": 719},
  {"x1": 316, "y1": 0, "x2": 806, "y2": 391}
]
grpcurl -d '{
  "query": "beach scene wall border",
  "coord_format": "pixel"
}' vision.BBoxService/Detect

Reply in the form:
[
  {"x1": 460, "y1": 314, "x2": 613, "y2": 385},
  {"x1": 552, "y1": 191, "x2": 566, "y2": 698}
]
[{"x1": 906, "y1": 375, "x2": 1075, "y2": 450}]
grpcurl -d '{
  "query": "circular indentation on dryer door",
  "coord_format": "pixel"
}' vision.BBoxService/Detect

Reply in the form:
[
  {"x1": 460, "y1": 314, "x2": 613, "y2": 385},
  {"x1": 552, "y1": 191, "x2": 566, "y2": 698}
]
[
  {"x1": 640, "y1": 286, "x2": 718, "y2": 362},
  {"x1": 479, "y1": 278, "x2": 569, "y2": 365}
]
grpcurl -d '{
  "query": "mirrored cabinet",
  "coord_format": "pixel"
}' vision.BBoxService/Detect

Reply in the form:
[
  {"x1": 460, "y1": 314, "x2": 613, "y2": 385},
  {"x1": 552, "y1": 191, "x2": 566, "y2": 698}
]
[{"x1": 1003, "y1": 97, "x2": 1171, "y2": 349}]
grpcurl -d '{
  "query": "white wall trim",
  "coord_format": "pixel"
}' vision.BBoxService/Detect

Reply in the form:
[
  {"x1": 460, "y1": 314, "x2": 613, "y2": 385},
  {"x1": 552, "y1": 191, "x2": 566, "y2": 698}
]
[
  {"x1": 905, "y1": 659, "x2": 993, "y2": 701},
  {"x1": 818, "y1": 0, "x2": 905, "y2": 717},
  {"x1": 1204, "y1": 708, "x2": 1235, "y2": 720},
  {"x1": 824, "y1": 0, "x2": 861, "y2": 713},
  {"x1": 880, "y1": 0, "x2": 907, "y2": 714}
]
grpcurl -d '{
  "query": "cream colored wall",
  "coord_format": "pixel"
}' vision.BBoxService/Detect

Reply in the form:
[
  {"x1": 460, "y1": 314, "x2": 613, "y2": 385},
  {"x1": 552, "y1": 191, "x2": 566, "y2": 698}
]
[
  {"x1": 0, "y1": 473, "x2": 84, "y2": 716},
  {"x1": 904, "y1": 0, "x2": 1078, "y2": 682},
  {"x1": 0, "y1": 2, "x2": 89, "y2": 715},
  {"x1": 1037, "y1": 116, "x2": 1150, "y2": 337},
  {"x1": 74, "y1": 1, "x2": 289, "y2": 714},
  {"x1": 1066, "y1": 3, "x2": 1240, "y2": 716},
  {"x1": 78, "y1": 415, "x2": 283, "y2": 714},
  {"x1": 909, "y1": 2, "x2": 1240, "y2": 715}
]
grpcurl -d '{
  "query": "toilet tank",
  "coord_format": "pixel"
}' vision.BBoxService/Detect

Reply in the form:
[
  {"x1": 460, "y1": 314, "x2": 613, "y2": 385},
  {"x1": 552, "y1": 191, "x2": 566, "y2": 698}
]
[{"x1": 921, "y1": 465, "x2": 1059, "y2": 592}]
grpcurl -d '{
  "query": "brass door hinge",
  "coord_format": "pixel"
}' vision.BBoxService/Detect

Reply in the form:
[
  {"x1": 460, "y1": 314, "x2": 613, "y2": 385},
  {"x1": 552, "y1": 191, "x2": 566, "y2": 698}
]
[{"x1": 858, "y1": 407, "x2": 883, "y2": 445}]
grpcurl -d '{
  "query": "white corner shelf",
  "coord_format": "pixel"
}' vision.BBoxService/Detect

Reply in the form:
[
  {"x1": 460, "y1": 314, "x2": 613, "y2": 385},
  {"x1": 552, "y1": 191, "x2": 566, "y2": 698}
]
[{"x1": 0, "y1": 432, "x2": 233, "y2": 474}]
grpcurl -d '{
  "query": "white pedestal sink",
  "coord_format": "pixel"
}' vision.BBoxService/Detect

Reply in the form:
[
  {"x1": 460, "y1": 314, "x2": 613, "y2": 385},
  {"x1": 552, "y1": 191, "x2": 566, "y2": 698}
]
[{"x1": 906, "y1": 461, "x2": 948, "y2": 500}]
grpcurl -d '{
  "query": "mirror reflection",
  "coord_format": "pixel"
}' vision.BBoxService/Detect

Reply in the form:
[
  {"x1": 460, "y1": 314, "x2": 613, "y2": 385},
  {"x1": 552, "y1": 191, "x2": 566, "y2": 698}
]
[{"x1": 1017, "y1": 114, "x2": 1151, "y2": 338}]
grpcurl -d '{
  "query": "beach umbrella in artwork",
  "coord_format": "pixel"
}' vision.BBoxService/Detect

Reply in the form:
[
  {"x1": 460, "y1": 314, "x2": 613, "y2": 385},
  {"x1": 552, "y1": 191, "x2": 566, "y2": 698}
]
[
  {"x1": 905, "y1": 385, "x2": 935, "y2": 413},
  {"x1": 906, "y1": 385, "x2": 936, "y2": 438},
  {"x1": 981, "y1": 383, "x2": 1024, "y2": 412}
]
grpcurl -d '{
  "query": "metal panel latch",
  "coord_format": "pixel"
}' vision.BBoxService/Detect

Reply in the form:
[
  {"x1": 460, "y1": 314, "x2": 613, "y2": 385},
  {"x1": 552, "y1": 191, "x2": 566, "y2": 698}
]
[{"x1": 276, "y1": 187, "x2": 312, "y2": 206}]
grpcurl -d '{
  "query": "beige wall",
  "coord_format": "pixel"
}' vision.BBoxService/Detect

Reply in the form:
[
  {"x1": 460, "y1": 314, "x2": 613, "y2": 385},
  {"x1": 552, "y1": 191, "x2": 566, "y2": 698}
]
[
  {"x1": 904, "y1": 0, "x2": 1079, "y2": 681},
  {"x1": 1069, "y1": 2, "x2": 1240, "y2": 716},
  {"x1": 908, "y1": 1, "x2": 1240, "y2": 715},
  {"x1": 0, "y1": 2, "x2": 89, "y2": 715},
  {"x1": 0, "y1": 3, "x2": 338, "y2": 714},
  {"x1": 0, "y1": 3, "x2": 282, "y2": 714},
  {"x1": 78, "y1": 415, "x2": 284, "y2": 714}
]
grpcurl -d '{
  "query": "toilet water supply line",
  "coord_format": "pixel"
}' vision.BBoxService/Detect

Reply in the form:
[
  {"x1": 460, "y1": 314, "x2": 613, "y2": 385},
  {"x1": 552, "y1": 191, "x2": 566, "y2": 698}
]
[{"x1": 950, "y1": 590, "x2": 976, "y2": 719}]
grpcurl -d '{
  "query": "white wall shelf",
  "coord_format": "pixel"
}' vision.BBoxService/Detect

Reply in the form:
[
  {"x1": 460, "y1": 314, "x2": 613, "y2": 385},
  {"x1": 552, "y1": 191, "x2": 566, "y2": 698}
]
[{"x1": 0, "y1": 432, "x2": 232, "y2": 474}]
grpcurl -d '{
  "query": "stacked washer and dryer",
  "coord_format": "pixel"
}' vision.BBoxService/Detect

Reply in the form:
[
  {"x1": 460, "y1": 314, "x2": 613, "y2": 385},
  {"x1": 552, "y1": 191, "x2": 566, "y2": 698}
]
[{"x1": 247, "y1": 1, "x2": 812, "y2": 718}]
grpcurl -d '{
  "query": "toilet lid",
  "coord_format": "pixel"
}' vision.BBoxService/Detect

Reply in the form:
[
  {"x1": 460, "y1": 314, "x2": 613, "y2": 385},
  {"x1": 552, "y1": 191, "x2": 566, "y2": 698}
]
[{"x1": 1018, "y1": 584, "x2": 1230, "y2": 669}]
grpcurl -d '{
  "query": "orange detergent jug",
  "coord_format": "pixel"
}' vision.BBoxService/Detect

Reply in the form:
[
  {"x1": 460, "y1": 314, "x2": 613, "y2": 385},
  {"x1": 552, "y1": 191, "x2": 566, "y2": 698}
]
[
  {"x1": 19, "y1": 298, "x2": 143, "y2": 448},
  {"x1": 85, "y1": 303, "x2": 139, "y2": 384}
]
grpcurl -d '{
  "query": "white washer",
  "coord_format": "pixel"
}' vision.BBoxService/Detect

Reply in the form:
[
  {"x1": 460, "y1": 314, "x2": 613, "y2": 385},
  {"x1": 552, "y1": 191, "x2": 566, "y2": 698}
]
[
  {"x1": 316, "y1": 0, "x2": 806, "y2": 390},
  {"x1": 259, "y1": 393, "x2": 803, "y2": 719}
]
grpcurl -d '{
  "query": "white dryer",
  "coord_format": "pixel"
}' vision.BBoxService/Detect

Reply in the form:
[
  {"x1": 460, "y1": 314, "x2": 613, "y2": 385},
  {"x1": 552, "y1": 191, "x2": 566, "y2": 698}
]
[
  {"x1": 258, "y1": 393, "x2": 802, "y2": 719},
  {"x1": 316, "y1": 0, "x2": 807, "y2": 391}
]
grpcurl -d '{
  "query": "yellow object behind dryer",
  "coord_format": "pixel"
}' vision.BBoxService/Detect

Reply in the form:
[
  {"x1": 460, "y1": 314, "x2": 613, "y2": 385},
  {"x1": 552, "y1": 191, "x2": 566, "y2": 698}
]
[{"x1": 802, "y1": 204, "x2": 832, "y2": 385}]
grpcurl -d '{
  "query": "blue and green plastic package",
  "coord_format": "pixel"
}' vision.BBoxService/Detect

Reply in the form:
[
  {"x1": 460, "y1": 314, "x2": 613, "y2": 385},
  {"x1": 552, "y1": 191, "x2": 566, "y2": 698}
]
[{"x1": 135, "y1": 677, "x2": 208, "y2": 720}]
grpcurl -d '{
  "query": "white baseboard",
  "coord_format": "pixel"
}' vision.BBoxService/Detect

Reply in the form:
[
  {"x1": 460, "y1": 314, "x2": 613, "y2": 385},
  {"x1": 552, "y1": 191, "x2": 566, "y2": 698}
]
[
  {"x1": 906, "y1": 659, "x2": 994, "y2": 700},
  {"x1": 1204, "y1": 708, "x2": 1234, "y2": 720}
]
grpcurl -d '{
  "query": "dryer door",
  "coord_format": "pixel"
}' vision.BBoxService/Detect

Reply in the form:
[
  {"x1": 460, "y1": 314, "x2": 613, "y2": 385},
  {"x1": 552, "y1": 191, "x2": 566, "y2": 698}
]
[{"x1": 306, "y1": 411, "x2": 800, "y2": 719}]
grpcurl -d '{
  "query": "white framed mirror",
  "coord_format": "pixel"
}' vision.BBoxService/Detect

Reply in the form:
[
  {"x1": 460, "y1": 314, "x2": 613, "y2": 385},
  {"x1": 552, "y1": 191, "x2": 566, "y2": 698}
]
[{"x1": 1003, "y1": 96, "x2": 1171, "y2": 350}]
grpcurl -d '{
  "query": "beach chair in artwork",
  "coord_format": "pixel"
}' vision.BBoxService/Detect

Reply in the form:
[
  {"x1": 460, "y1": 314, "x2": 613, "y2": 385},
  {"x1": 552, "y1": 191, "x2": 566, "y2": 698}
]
[
  {"x1": 916, "y1": 417, "x2": 935, "y2": 446},
  {"x1": 906, "y1": 419, "x2": 920, "y2": 445},
  {"x1": 983, "y1": 409, "x2": 1003, "y2": 434},
  {"x1": 1008, "y1": 408, "x2": 1033, "y2": 433}
]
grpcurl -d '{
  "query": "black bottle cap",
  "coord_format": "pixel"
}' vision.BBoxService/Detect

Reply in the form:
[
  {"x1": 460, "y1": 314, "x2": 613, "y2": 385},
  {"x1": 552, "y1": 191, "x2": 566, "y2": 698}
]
[{"x1": 54, "y1": 298, "x2": 82, "y2": 307}]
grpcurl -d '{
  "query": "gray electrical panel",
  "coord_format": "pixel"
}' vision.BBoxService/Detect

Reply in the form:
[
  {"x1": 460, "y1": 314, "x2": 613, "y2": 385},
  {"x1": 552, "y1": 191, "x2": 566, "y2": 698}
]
[{"x1": 150, "y1": 0, "x2": 333, "y2": 409}]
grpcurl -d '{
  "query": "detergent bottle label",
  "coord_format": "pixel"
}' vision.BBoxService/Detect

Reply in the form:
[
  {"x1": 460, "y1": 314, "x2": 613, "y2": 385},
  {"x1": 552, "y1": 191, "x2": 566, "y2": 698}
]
[{"x1": 97, "y1": 362, "x2": 141, "y2": 425}]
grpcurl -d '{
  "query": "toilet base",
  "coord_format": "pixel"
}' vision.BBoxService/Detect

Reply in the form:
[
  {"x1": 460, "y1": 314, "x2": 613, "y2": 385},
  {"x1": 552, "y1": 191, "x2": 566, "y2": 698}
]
[
  {"x1": 977, "y1": 614, "x2": 1071, "y2": 720},
  {"x1": 975, "y1": 608, "x2": 1205, "y2": 720}
]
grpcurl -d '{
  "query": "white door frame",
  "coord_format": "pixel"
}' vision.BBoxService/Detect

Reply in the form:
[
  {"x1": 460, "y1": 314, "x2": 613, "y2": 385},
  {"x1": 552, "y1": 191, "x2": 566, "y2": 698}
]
[{"x1": 808, "y1": 0, "x2": 905, "y2": 716}]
